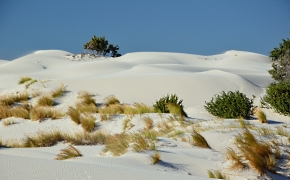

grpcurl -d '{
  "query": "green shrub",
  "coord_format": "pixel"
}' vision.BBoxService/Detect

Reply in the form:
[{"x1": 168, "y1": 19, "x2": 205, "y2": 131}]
[
  {"x1": 264, "y1": 81, "x2": 290, "y2": 115},
  {"x1": 153, "y1": 94, "x2": 187, "y2": 117},
  {"x1": 204, "y1": 91, "x2": 254, "y2": 118}
]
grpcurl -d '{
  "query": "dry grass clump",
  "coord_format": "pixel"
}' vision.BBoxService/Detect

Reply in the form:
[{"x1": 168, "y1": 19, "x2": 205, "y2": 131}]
[
  {"x1": 191, "y1": 131, "x2": 211, "y2": 149},
  {"x1": 143, "y1": 116, "x2": 153, "y2": 130},
  {"x1": 104, "y1": 133, "x2": 131, "y2": 156},
  {"x1": 276, "y1": 126, "x2": 290, "y2": 137},
  {"x1": 133, "y1": 103, "x2": 154, "y2": 114},
  {"x1": 80, "y1": 113, "x2": 96, "y2": 132},
  {"x1": 166, "y1": 103, "x2": 185, "y2": 121},
  {"x1": 0, "y1": 106, "x2": 29, "y2": 119},
  {"x1": 151, "y1": 151, "x2": 161, "y2": 165},
  {"x1": 18, "y1": 76, "x2": 32, "y2": 85},
  {"x1": 99, "y1": 104, "x2": 124, "y2": 121},
  {"x1": 30, "y1": 106, "x2": 63, "y2": 121},
  {"x1": 104, "y1": 95, "x2": 120, "y2": 106},
  {"x1": 36, "y1": 94, "x2": 54, "y2": 106},
  {"x1": 231, "y1": 129, "x2": 277, "y2": 174},
  {"x1": 156, "y1": 120, "x2": 175, "y2": 136},
  {"x1": 78, "y1": 91, "x2": 96, "y2": 105},
  {"x1": 55, "y1": 145, "x2": 82, "y2": 160},
  {"x1": 254, "y1": 108, "x2": 267, "y2": 123},
  {"x1": 2, "y1": 118, "x2": 15, "y2": 126},
  {"x1": 141, "y1": 129, "x2": 158, "y2": 141},
  {"x1": 207, "y1": 169, "x2": 225, "y2": 179},
  {"x1": 67, "y1": 107, "x2": 81, "y2": 124},
  {"x1": 75, "y1": 103, "x2": 98, "y2": 113},
  {"x1": 25, "y1": 79, "x2": 38, "y2": 89},
  {"x1": 122, "y1": 118, "x2": 131, "y2": 131},
  {"x1": 0, "y1": 91, "x2": 29, "y2": 106},
  {"x1": 132, "y1": 134, "x2": 156, "y2": 152},
  {"x1": 50, "y1": 84, "x2": 67, "y2": 98},
  {"x1": 0, "y1": 105, "x2": 11, "y2": 119},
  {"x1": 225, "y1": 148, "x2": 246, "y2": 170}
]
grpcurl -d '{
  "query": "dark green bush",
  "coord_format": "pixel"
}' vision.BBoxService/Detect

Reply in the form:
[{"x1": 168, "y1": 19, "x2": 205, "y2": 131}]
[
  {"x1": 153, "y1": 94, "x2": 187, "y2": 117},
  {"x1": 264, "y1": 81, "x2": 290, "y2": 115},
  {"x1": 204, "y1": 91, "x2": 254, "y2": 118}
]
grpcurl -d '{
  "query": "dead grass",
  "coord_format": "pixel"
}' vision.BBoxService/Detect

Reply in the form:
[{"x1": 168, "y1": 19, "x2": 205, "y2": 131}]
[
  {"x1": 255, "y1": 108, "x2": 267, "y2": 123},
  {"x1": 151, "y1": 151, "x2": 161, "y2": 165},
  {"x1": 132, "y1": 134, "x2": 156, "y2": 152},
  {"x1": 225, "y1": 148, "x2": 246, "y2": 170},
  {"x1": 50, "y1": 84, "x2": 67, "y2": 98},
  {"x1": 0, "y1": 105, "x2": 11, "y2": 119},
  {"x1": 75, "y1": 103, "x2": 98, "y2": 113},
  {"x1": 276, "y1": 126, "x2": 290, "y2": 137},
  {"x1": 36, "y1": 94, "x2": 54, "y2": 106},
  {"x1": 80, "y1": 113, "x2": 96, "y2": 132},
  {"x1": 18, "y1": 76, "x2": 32, "y2": 85},
  {"x1": 133, "y1": 103, "x2": 154, "y2": 114},
  {"x1": 25, "y1": 79, "x2": 37, "y2": 89},
  {"x1": 104, "y1": 133, "x2": 130, "y2": 156},
  {"x1": 30, "y1": 106, "x2": 63, "y2": 121},
  {"x1": 78, "y1": 90, "x2": 96, "y2": 105},
  {"x1": 0, "y1": 91, "x2": 29, "y2": 106},
  {"x1": 55, "y1": 145, "x2": 82, "y2": 160},
  {"x1": 143, "y1": 116, "x2": 153, "y2": 130},
  {"x1": 67, "y1": 106, "x2": 81, "y2": 124},
  {"x1": 104, "y1": 95, "x2": 120, "y2": 106},
  {"x1": 99, "y1": 104, "x2": 124, "y2": 121},
  {"x1": 0, "y1": 106, "x2": 29, "y2": 119},
  {"x1": 191, "y1": 131, "x2": 211, "y2": 149},
  {"x1": 156, "y1": 120, "x2": 175, "y2": 136},
  {"x1": 2, "y1": 118, "x2": 15, "y2": 126},
  {"x1": 122, "y1": 118, "x2": 131, "y2": 131}
]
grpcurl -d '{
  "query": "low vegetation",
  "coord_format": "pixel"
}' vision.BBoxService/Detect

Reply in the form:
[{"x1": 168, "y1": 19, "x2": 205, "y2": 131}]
[
  {"x1": 30, "y1": 106, "x2": 63, "y2": 121},
  {"x1": 254, "y1": 108, "x2": 267, "y2": 123},
  {"x1": 36, "y1": 94, "x2": 54, "y2": 106},
  {"x1": 50, "y1": 84, "x2": 67, "y2": 98},
  {"x1": 191, "y1": 131, "x2": 211, "y2": 149},
  {"x1": 207, "y1": 169, "x2": 225, "y2": 179},
  {"x1": 55, "y1": 145, "x2": 82, "y2": 160},
  {"x1": 151, "y1": 151, "x2": 161, "y2": 165}
]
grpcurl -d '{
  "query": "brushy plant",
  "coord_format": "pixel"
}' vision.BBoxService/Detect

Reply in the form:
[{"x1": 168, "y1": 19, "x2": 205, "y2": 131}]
[
  {"x1": 78, "y1": 90, "x2": 96, "y2": 105},
  {"x1": 75, "y1": 103, "x2": 98, "y2": 113},
  {"x1": 104, "y1": 95, "x2": 120, "y2": 106},
  {"x1": 104, "y1": 133, "x2": 130, "y2": 156},
  {"x1": 153, "y1": 94, "x2": 187, "y2": 117},
  {"x1": 36, "y1": 94, "x2": 54, "y2": 106},
  {"x1": 0, "y1": 91, "x2": 29, "y2": 106},
  {"x1": 204, "y1": 91, "x2": 254, "y2": 119},
  {"x1": 207, "y1": 169, "x2": 225, "y2": 179},
  {"x1": 10, "y1": 106, "x2": 29, "y2": 119},
  {"x1": 67, "y1": 107, "x2": 81, "y2": 124},
  {"x1": 264, "y1": 81, "x2": 290, "y2": 115},
  {"x1": 225, "y1": 148, "x2": 246, "y2": 170},
  {"x1": 80, "y1": 113, "x2": 96, "y2": 132},
  {"x1": 166, "y1": 103, "x2": 186, "y2": 121},
  {"x1": 151, "y1": 151, "x2": 161, "y2": 165},
  {"x1": 0, "y1": 105, "x2": 12, "y2": 119},
  {"x1": 50, "y1": 84, "x2": 67, "y2": 98},
  {"x1": 18, "y1": 76, "x2": 32, "y2": 85},
  {"x1": 133, "y1": 103, "x2": 155, "y2": 114},
  {"x1": 143, "y1": 116, "x2": 153, "y2": 130},
  {"x1": 55, "y1": 145, "x2": 82, "y2": 160},
  {"x1": 30, "y1": 106, "x2": 63, "y2": 121},
  {"x1": 254, "y1": 108, "x2": 267, "y2": 123},
  {"x1": 191, "y1": 131, "x2": 211, "y2": 149}
]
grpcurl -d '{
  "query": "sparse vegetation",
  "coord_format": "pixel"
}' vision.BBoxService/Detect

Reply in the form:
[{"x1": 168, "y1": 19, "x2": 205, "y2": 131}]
[
  {"x1": 254, "y1": 108, "x2": 267, "y2": 123},
  {"x1": 191, "y1": 131, "x2": 211, "y2": 149},
  {"x1": 50, "y1": 84, "x2": 67, "y2": 98},
  {"x1": 80, "y1": 113, "x2": 96, "y2": 132},
  {"x1": 36, "y1": 94, "x2": 54, "y2": 106},
  {"x1": 18, "y1": 76, "x2": 32, "y2": 85},
  {"x1": 205, "y1": 91, "x2": 254, "y2": 118},
  {"x1": 103, "y1": 133, "x2": 130, "y2": 156},
  {"x1": 143, "y1": 116, "x2": 153, "y2": 130},
  {"x1": 55, "y1": 145, "x2": 82, "y2": 160},
  {"x1": 2, "y1": 118, "x2": 15, "y2": 126},
  {"x1": 151, "y1": 151, "x2": 161, "y2": 165},
  {"x1": 207, "y1": 169, "x2": 225, "y2": 179},
  {"x1": 104, "y1": 95, "x2": 120, "y2": 106},
  {"x1": 30, "y1": 106, "x2": 63, "y2": 121},
  {"x1": 67, "y1": 107, "x2": 81, "y2": 124}
]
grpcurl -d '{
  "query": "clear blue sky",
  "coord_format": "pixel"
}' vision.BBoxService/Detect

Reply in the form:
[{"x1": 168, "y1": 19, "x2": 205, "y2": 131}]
[{"x1": 0, "y1": 0, "x2": 289, "y2": 60}]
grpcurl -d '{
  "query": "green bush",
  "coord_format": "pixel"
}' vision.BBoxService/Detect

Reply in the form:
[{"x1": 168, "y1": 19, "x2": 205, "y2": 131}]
[
  {"x1": 153, "y1": 94, "x2": 187, "y2": 117},
  {"x1": 264, "y1": 81, "x2": 290, "y2": 115},
  {"x1": 204, "y1": 91, "x2": 254, "y2": 118}
]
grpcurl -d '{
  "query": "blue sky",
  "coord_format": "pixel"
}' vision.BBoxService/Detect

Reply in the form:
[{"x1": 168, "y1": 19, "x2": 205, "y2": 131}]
[{"x1": 0, "y1": 0, "x2": 289, "y2": 60}]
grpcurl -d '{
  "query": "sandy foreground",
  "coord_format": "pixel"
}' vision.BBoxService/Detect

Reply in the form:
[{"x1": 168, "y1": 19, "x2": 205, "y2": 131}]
[{"x1": 0, "y1": 50, "x2": 289, "y2": 180}]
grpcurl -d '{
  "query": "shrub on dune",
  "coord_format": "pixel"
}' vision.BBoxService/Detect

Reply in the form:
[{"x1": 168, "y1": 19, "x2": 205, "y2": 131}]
[
  {"x1": 80, "y1": 113, "x2": 96, "y2": 132},
  {"x1": 204, "y1": 91, "x2": 254, "y2": 119},
  {"x1": 30, "y1": 106, "x2": 63, "y2": 121},
  {"x1": 104, "y1": 95, "x2": 120, "y2": 106},
  {"x1": 254, "y1": 108, "x2": 267, "y2": 123},
  {"x1": 11, "y1": 106, "x2": 29, "y2": 119},
  {"x1": 191, "y1": 131, "x2": 211, "y2": 149},
  {"x1": 67, "y1": 107, "x2": 81, "y2": 124},
  {"x1": 18, "y1": 76, "x2": 32, "y2": 85},
  {"x1": 55, "y1": 145, "x2": 82, "y2": 160},
  {"x1": 151, "y1": 151, "x2": 161, "y2": 165},
  {"x1": 78, "y1": 90, "x2": 96, "y2": 105}
]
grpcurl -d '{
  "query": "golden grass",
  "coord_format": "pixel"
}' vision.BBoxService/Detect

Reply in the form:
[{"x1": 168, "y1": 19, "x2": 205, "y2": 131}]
[
  {"x1": 133, "y1": 103, "x2": 154, "y2": 114},
  {"x1": 18, "y1": 76, "x2": 32, "y2": 85},
  {"x1": 0, "y1": 105, "x2": 11, "y2": 119},
  {"x1": 207, "y1": 169, "x2": 225, "y2": 179},
  {"x1": 141, "y1": 129, "x2": 158, "y2": 141},
  {"x1": 75, "y1": 103, "x2": 98, "y2": 113},
  {"x1": 30, "y1": 106, "x2": 63, "y2": 121},
  {"x1": 0, "y1": 91, "x2": 29, "y2": 106},
  {"x1": 55, "y1": 145, "x2": 82, "y2": 160},
  {"x1": 0, "y1": 106, "x2": 29, "y2": 119},
  {"x1": 2, "y1": 118, "x2": 15, "y2": 126},
  {"x1": 143, "y1": 116, "x2": 153, "y2": 130},
  {"x1": 151, "y1": 151, "x2": 161, "y2": 165},
  {"x1": 225, "y1": 148, "x2": 246, "y2": 170},
  {"x1": 132, "y1": 134, "x2": 156, "y2": 152},
  {"x1": 104, "y1": 95, "x2": 120, "y2": 106},
  {"x1": 78, "y1": 90, "x2": 96, "y2": 105},
  {"x1": 36, "y1": 94, "x2": 54, "y2": 106},
  {"x1": 104, "y1": 133, "x2": 130, "y2": 156},
  {"x1": 255, "y1": 108, "x2": 267, "y2": 123},
  {"x1": 122, "y1": 118, "x2": 131, "y2": 131},
  {"x1": 67, "y1": 107, "x2": 81, "y2": 124},
  {"x1": 276, "y1": 126, "x2": 290, "y2": 137},
  {"x1": 50, "y1": 84, "x2": 67, "y2": 98},
  {"x1": 25, "y1": 79, "x2": 37, "y2": 89},
  {"x1": 191, "y1": 131, "x2": 211, "y2": 149},
  {"x1": 156, "y1": 120, "x2": 175, "y2": 136},
  {"x1": 80, "y1": 113, "x2": 96, "y2": 132},
  {"x1": 166, "y1": 103, "x2": 186, "y2": 121},
  {"x1": 30, "y1": 89, "x2": 42, "y2": 97},
  {"x1": 99, "y1": 104, "x2": 124, "y2": 121}
]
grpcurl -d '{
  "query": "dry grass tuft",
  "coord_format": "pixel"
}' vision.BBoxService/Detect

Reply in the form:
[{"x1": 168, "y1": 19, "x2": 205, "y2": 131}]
[
  {"x1": 191, "y1": 131, "x2": 211, "y2": 149},
  {"x1": 80, "y1": 113, "x2": 96, "y2": 132},
  {"x1": 133, "y1": 103, "x2": 154, "y2": 114},
  {"x1": 55, "y1": 145, "x2": 82, "y2": 160},
  {"x1": 2, "y1": 118, "x2": 15, "y2": 126},
  {"x1": 122, "y1": 118, "x2": 131, "y2": 131},
  {"x1": 166, "y1": 103, "x2": 186, "y2": 121},
  {"x1": 143, "y1": 116, "x2": 153, "y2": 130},
  {"x1": 207, "y1": 169, "x2": 225, "y2": 179},
  {"x1": 36, "y1": 94, "x2": 54, "y2": 106},
  {"x1": 225, "y1": 148, "x2": 246, "y2": 170},
  {"x1": 0, "y1": 105, "x2": 12, "y2": 119},
  {"x1": 50, "y1": 84, "x2": 67, "y2": 98},
  {"x1": 67, "y1": 106, "x2": 81, "y2": 124},
  {"x1": 75, "y1": 103, "x2": 98, "y2": 113},
  {"x1": 99, "y1": 104, "x2": 124, "y2": 121},
  {"x1": 151, "y1": 151, "x2": 161, "y2": 165},
  {"x1": 30, "y1": 106, "x2": 63, "y2": 121},
  {"x1": 11, "y1": 106, "x2": 29, "y2": 119},
  {"x1": 104, "y1": 133, "x2": 130, "y2": 156},
  {"x1": 276, "y1": 126, "x2": 290, "y2": 137},
  {"x1": 255, "y1": 108, "x2": 267, "y2": 123},
  {"x1": 78, "y1": 91, "x2": 96, "y2": 105},
  {"x1": 104, "y1": 95, "x2": 120, "y2": 106},
  {"x1": 18, "y1": 76, "x2": 32, "y2": 85},
  {"x1": 0, "y1": 91, "x2": 29, "y2": 106},
  {"x1": 156, "y1": 120, "x2": 175, "y2": 136},
  {"x1": 132, "y1": 134, "x2": 156, "y2": 152}
]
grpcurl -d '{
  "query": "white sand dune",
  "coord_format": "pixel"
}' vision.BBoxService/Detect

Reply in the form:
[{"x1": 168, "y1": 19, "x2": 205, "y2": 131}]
[{"x1": 0, "y1": 50, "x2": 289, "y2": 180}]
